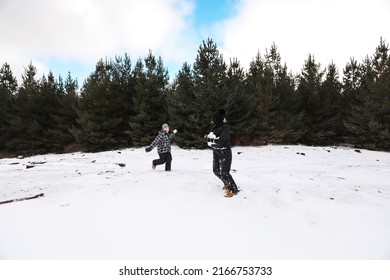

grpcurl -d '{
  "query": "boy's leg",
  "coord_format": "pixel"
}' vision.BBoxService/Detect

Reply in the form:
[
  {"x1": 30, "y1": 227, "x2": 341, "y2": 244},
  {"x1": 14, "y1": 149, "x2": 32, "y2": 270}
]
[
  {"x1": 165, "y1": 152, "x2": 172, "y2": 171},
  {"x1": 220, "y1": 149, "x2": 238, "y2": 193},
  {"x1": 153, "y1": 153, "x2": 166, "y2": 167},
  {"x1": 213, "y1": 150, "x2": 227, "y2": 184}
]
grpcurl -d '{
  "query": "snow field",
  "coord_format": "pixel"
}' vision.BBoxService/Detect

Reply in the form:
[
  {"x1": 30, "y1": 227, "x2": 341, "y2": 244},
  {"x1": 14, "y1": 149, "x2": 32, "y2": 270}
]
[{"x1": 0, "y1": 145, "x2": 389, "y2": 259}]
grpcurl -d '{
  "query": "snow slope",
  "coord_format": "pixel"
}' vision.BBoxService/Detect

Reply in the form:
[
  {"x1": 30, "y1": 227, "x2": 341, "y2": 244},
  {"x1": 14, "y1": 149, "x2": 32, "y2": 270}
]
[{"x1": 0, "y1": 145, "x2": 389, "y2": 260}]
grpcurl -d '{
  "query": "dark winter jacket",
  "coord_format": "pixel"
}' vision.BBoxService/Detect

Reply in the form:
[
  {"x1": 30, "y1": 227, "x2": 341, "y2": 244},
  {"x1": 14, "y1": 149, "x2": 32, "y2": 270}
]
[
  {"x1": 148, "y1": 130, "x2": 174, "y2": 154},
  {"x1": 212, "y1": 123, "x2": 231, "y2": 150}
]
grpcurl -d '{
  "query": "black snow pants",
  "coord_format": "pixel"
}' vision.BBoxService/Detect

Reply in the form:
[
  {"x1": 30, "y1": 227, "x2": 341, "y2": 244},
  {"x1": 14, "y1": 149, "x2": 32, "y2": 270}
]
[
  {"x1": 153, "y1": 152, "x2": 172, "y2": 171},
  {"x1": 213, "y1": 148, "x2": 238, "y2": 192}
]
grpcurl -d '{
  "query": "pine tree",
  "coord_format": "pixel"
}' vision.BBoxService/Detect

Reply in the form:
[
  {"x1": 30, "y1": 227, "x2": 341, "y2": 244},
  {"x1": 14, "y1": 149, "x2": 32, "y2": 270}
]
[
  {"x1": 341, "y1": 57, "x2": 361, "y2": 141},
  {"x1": 225, "y1": 58, "x2": 258, "y2": 144},
  {"x1": 264, "y1": 44, "x2": 303, "y2": 143},
  {"x1": 296, "y1": 54, "x2": 325, "y2": 145},
  {"x1": 369, "y1": 38, "x2": 390, "y2": 150},
  {"x1": 273, "y1": 63, "x2": 303, "y2": 144},
  {"x1": 34, "y1": 71, "x2": 63, "y2": 152},
  {"x1": 343, "y1": 56, "x2": 376, "y2": 148},
  {"x1": 246, "y1": 51, "x2": 269, "y2": 141},
  {"x1": 129, "y1": 51, "x2": 169, "y2": 147},
  {"x1": 316, "y1": 62, "x2": 343, "y2": 144},
  {"x1": 8, "y1": 70, "x2": 63, "y2": 154},
  {"x1": 0, "y1": 63, "x2": 18, "y2": 152},
  {"x1": 71, "y1": 57, "x2": 134, "y2": 151},
  {"x1": 342, "y1": 58, "x2": 361, "y2": 104},
  {"x1": 345, "y1": 38, "x2": 390, "y2": 150},
  {"x1": 245, "y1": 44, "x2": 301, "y2": 144},
  {"x1": 167, "y1": 62, "x2": 199, "y2": 148},
  {"x1": 7, "y1": 63, "x2": 42, "y2": 154},
  {"x1": 246, "y1": 48, "x2": 284, "y2": 143},
  {"x1": 48, "y1": 72, "x2": 79, "y2": 151},
  {"x1": 192, "y1": 38, "x2": 228, "y2": 147},
  {"x1": 112, "y1": 54, "x2": 136, "y2": 145}
]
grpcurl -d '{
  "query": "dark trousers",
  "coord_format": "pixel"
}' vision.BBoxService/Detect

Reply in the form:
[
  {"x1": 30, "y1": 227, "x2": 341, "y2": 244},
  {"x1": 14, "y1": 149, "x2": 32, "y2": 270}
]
[
  {"x1": 153, "y1": 152, "x2": 172, "y2": 171},
  {"x1": 213, "y1": 148, "x2": 238, "y2": 192}
]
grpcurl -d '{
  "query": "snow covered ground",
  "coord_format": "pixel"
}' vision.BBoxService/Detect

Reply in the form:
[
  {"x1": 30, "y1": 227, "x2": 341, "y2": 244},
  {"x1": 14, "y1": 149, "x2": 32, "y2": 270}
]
[{"x1": 0, "y1": 145, "x2": 389, "y2": 260}]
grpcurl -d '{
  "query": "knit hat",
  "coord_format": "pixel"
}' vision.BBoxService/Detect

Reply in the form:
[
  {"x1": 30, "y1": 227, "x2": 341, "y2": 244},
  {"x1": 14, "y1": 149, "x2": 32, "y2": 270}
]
[
  {"x1": 212, "y1": 111, "x2": 224, "y2": 124},
  {"x1": 162, "y1": 123, "x2": 169, "y2": 129}
]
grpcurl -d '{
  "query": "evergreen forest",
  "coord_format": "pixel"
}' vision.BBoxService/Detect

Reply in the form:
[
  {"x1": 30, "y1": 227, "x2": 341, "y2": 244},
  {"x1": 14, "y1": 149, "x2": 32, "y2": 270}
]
[{"x1": 1, "y1": 38, "x2": 390, "y2": 156}]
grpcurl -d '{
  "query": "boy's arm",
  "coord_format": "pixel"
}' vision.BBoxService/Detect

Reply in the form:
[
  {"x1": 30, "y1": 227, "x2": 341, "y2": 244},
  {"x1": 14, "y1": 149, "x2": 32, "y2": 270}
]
[
  {"x1": 214, "y1": 127, "x2": 229, "y2": 147},
  {"x1": 168, "y1": 129, "x2": 177, "y2": 140},
  {"x1": 145, "y1": 134, "x2": 161, "y2": 152}
]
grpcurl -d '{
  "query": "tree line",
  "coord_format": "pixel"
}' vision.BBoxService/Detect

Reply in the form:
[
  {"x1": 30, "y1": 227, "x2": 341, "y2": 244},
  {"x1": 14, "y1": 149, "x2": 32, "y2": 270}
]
[{"x1": 1, "y1": 37, "x2": 389, "y2": 156}]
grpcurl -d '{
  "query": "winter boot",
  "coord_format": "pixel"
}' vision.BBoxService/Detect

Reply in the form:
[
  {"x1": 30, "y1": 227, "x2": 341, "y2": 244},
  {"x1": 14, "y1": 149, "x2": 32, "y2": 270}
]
[
  {"x1": 224, "y1": 191, "x2": 234, "y2": 197},
  {"x1": 224, "y1": 185, "x2": 239, "y2": 197},
  {"x1": 224, "y1": 190, "x2": 239, "y2": 197},
  {"x1": 222, "y1": 184, "x2": 229, "y2": 191}
]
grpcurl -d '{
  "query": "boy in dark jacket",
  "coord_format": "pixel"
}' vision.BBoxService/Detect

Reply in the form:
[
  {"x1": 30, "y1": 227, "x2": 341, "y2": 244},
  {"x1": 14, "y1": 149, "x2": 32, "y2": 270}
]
[
  {"x1": 145, "y1": 123, "x2": 176, "y2": 171},
  {"x1": 205, "y1": 110, "x2": 239, "y2": 197}
]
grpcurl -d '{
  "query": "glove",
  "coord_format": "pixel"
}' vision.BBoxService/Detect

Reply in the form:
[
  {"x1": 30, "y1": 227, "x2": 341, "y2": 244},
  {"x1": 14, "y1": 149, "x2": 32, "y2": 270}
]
[
  {"x1": 207, "y1": 132, "x2": 216, "y2": 139},
  {"x1": 204, "y1": 132, "x2": 216, "y2": 142},
  {"x1": 207, "y1": 140, "x2": 216, "y2": 147},
  {"x1": 173, "y1": 129, "x2": 177, "y2": 134},
  {"x1": 145, "y1": 146, "x2": 152, "y2": 153},
  {"x1": 204, "y1": 132, "x2": 218, "y2": 146}
]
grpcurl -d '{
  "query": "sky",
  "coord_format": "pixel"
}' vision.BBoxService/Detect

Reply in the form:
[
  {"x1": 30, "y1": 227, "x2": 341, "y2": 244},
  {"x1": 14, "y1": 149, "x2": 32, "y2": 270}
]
[{"x1": 1, "y1": 0, "x2": 390, "y2": 86}]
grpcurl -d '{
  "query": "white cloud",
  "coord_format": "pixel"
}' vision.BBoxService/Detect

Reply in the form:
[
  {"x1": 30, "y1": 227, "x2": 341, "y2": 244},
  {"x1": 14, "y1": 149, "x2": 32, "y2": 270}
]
[
  {"x1": 0, "y1": 0, "x2": 196, "y2": 81},
  {"x1": 2, "y1": 0, "x2": 389, "y2": 82},
  {"x1": 216, "y1": 0, "x2": 390, "y2": 75}
]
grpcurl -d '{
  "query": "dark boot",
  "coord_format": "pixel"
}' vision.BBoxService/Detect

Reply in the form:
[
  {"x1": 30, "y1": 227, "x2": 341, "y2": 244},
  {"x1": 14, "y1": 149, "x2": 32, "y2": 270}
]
[{"x1": 224, "y1": 189, "x2": 239, "y2": 197}]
